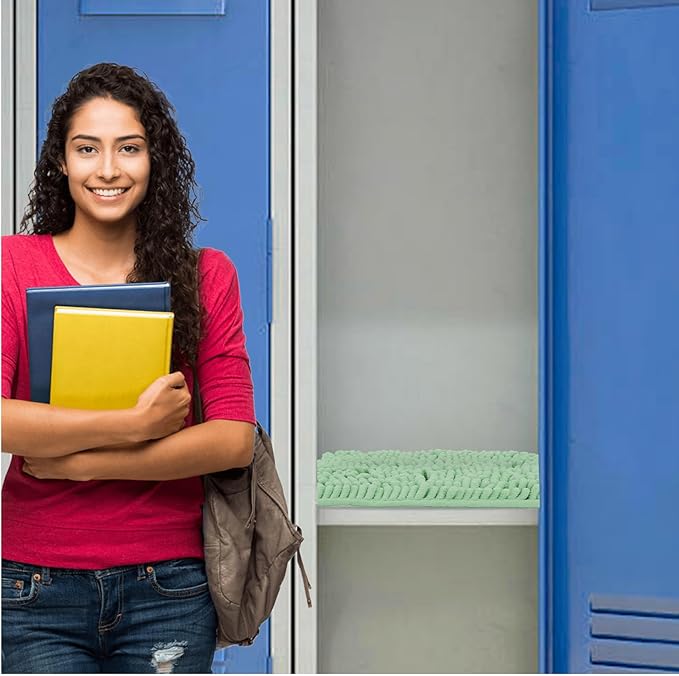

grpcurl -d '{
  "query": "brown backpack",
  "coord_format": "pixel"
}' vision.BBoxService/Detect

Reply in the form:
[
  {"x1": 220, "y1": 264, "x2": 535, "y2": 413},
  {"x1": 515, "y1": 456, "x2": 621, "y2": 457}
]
[{"x1": 192, "y1": 367, "x2": 312, "y2": 648}]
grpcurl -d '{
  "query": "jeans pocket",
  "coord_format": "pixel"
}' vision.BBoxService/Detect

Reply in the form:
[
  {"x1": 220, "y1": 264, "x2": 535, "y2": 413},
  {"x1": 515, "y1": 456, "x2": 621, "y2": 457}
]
[
  {"x1": 147, "y1": 558, "x2": 210, "y2": 599},
  {"x1": 1, "y1": 565, "x2": 40, "y2": 607}
]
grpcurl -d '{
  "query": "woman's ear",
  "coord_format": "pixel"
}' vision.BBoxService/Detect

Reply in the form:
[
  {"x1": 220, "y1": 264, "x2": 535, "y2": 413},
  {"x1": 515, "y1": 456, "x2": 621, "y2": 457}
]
[{"x1": 59, "y1": 158, "x2": 68, "y2": 176}]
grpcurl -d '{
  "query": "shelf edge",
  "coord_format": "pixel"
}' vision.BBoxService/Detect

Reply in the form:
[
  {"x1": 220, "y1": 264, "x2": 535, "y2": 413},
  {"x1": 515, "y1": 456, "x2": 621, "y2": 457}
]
[{"x1": 318, "y1": 507, "x2": 539, "y2": 526}]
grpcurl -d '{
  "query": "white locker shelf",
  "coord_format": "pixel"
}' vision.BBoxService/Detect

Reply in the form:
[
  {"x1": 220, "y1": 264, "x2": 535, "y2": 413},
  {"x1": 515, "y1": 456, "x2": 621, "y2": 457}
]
[{"x1": 318, "y1": 506, "x2": 538, "y2": 527}]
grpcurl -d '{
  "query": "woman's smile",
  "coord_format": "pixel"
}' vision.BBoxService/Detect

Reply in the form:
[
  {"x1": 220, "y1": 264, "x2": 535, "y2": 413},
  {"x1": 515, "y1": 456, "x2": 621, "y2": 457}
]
[{"x1": 86, "y1": 186, "x2": 132, "y2": 201}]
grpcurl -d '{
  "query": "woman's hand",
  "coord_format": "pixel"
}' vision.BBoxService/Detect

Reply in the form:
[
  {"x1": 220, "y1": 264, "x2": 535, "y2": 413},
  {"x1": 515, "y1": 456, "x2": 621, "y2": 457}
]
[
  {"x1": 22, "y1": 442, "x2": 150, "y2": 481},
  {"x1": 133, "y1": 371, "x2": 192, "y2": 441},
  {"x1": 22, "y1": 452, "x2": 92, "y2": 481}
]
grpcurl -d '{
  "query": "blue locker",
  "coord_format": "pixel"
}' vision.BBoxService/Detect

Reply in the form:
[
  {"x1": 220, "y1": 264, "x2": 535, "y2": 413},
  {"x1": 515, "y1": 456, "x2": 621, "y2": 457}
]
[
  {"x1": 541, "y1": 0, "x2": 679, "y2": 672},
  {"x1": 37, "y1": 1, "x2": 271, "y2": 672}
]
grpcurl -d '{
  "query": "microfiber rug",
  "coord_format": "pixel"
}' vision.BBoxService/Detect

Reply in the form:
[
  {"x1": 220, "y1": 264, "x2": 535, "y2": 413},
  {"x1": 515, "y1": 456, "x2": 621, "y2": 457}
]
[{"x1": 317, "y1": 450, "x2": 539, "y2": 507}]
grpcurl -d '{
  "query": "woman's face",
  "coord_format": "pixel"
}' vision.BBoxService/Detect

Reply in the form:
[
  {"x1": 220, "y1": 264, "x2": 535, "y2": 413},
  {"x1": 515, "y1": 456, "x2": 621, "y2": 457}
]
[{"x1": 60, "y1": 96, "x2": 151, "y2": 229}]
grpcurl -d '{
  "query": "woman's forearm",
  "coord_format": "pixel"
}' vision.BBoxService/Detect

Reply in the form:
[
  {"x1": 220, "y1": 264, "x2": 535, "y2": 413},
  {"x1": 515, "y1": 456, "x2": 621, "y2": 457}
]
[
  {"x1": 84, "y1": 420, "x2": 255, "y2": 480},
  {"x1": 1, "y1": 398, "x2": 142, "y2": 458},
  {"x1": 30, "y1": 419, "x2": 256, "y2": 481}
]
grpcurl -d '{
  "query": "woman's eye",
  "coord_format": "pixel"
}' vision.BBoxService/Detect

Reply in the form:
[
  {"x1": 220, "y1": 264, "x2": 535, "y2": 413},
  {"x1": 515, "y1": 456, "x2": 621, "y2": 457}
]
[
  {"x1": 78, "y1": 146, "x2": 96, "y2": 154},
  {"x1": 121, "y1": 145, "x2": 140, "y2": 153}
]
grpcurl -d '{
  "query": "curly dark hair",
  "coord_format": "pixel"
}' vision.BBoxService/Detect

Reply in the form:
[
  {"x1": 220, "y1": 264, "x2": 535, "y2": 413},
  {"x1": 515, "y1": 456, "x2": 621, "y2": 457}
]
[{"x1": 20, "y1": 62, "x2": 205, "y2": 369}]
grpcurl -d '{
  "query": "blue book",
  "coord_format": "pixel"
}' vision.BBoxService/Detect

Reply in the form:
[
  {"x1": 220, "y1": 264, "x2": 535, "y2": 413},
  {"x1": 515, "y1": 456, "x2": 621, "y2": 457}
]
[{"x1": 26, "y1": 282, "x2": 171, "y2": 403}]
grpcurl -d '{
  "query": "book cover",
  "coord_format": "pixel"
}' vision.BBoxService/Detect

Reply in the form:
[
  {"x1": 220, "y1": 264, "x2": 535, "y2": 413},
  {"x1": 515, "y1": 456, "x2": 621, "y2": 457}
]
[
  {"x1": 26, "y1": 282, "x2": 170, "y2": 403},
  {"x1": 50, "y1": 306, "x2": 174, "y2": 410}
]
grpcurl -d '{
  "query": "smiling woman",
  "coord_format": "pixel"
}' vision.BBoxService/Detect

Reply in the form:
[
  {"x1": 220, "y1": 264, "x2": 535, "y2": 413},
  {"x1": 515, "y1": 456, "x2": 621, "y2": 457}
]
[
  {"x1": 20, "y1": 64, "x2": 207, "y2": 364},
  {"x1": 52, "y1": 98, "x2": 151, "y2": 286},
  {"x1": 1, "y1": 63, "x2": 256, "y2": 673}
]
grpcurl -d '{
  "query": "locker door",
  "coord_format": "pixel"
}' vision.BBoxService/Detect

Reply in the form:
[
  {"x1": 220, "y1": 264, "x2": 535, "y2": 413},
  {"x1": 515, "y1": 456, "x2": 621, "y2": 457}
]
[
  {"x1": 541, "y1": 1, "x2": 679, "y2": 672},
  {"x1": 38, "y1": 2, "x2": 270, "y2": 673}
]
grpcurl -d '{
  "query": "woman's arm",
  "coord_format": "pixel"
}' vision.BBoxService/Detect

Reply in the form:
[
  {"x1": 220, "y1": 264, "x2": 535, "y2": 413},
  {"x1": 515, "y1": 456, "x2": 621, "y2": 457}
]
[
  {"x1": 2, "y1": 398, "x2": 141, "y2": 457},
  {"x1": 2, "y1": 372, "x2": 191, "y2": 458},
  {"x1": 22, "y1": 419, "x2": 255, "y2": 481}
]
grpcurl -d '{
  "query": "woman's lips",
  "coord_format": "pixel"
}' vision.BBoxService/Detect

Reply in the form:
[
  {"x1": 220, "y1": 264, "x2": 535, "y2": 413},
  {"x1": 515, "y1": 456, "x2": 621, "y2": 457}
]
[{"x1": 87, "y1": 187, "x2": 131, "y2": 202}]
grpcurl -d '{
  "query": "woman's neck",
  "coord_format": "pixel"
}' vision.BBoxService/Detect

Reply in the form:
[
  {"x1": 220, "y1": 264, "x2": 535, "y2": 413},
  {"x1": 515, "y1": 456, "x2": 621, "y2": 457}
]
[{"x1": 52, "y1": 218, "x2": 138, "y2": 285}]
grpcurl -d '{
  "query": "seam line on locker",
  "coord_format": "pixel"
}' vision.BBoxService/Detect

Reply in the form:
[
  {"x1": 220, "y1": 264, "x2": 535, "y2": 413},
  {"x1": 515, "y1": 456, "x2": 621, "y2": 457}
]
[{"x1": 267, "y1": 216, "x2": 273, "y2": 324}]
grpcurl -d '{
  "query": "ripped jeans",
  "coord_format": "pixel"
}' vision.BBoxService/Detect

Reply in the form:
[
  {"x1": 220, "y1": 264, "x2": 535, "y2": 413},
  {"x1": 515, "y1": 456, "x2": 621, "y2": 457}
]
[{"x1": 1, "y1": 558, "x2": 218, "y2": 673}]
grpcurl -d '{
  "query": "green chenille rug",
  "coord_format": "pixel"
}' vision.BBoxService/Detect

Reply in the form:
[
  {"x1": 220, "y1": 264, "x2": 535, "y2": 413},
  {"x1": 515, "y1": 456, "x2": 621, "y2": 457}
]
[{"x1": 317, "y1": 449, "x2": 539, "y2": 508}]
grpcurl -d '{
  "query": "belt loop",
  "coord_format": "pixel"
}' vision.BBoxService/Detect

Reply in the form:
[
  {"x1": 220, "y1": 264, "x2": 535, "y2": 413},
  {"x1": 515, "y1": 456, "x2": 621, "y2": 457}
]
[
  {"x1": 137, "y1": 564, "x2": 147, "y2": 581},
  {"x1": 40, "y1": 567, "x2": 51, "y2": 585}
]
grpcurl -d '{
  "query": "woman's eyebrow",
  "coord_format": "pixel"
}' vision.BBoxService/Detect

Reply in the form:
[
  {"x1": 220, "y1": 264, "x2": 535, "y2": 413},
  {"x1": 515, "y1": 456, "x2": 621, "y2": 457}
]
[{"x1": 70, "y1": 134, "x2": 146, "y2": 143}]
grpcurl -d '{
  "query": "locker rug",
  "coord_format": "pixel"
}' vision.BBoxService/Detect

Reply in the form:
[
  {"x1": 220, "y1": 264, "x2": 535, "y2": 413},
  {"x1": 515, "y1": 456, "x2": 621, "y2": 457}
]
[{"x1": 317, "y1": 450, "x2": 539, "y2": 507}]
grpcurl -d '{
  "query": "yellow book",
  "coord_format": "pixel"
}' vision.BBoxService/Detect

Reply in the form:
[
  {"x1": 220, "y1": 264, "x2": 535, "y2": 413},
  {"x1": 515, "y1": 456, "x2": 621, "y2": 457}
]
[{"x1": 50, "y1": 306, "x2": 174, "y2": 410}]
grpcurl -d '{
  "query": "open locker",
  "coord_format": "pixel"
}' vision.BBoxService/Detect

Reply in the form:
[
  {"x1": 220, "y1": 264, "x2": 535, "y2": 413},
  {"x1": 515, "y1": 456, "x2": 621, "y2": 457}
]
[
  {"x1": 293, "y1": 0, "x2": 540, "y2": 672},
  {"x1": 294, "y1": 1, "x2": 679, "y2": 671}
]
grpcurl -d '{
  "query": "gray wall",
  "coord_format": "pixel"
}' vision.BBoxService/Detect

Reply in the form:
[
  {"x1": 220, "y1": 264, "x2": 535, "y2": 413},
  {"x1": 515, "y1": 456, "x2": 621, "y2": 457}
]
[
  {"x1": 319, "y1": 526, "x2": 538, "y2": 674},
  {"x1": 318, "y1": 0, "x2": 538, "y2": 454},
  {"x1": 316, "y1": 0, "x2": 538, "y2": 672}
]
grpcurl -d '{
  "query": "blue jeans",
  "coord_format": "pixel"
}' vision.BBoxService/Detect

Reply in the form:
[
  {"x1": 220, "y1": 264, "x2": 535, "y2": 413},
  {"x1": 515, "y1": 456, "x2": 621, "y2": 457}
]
[{"x1": 1, "y1": 557, "x2": 218, "y2": 673}]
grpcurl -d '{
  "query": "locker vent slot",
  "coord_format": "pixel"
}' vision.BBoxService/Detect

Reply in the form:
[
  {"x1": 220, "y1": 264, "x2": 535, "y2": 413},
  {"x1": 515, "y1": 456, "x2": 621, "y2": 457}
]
[
  {"x1": 590, "y1": 594, "x2": 679, "y2": 672},
  {"x1": 592, "y1": 666, "x2": 679, "y2": 674},
  {"x1": 591, "y1": 0, "x2": 679, "y2": 10},
  {"x1": 80, "y1": 0, "x2": 226, "y2": 16}
]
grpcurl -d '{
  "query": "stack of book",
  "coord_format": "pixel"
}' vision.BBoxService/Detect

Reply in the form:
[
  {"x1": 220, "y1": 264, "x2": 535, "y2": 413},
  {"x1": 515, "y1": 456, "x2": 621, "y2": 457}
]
[{"x1": 27, "y1": 282, "x2": 173, "y2": 408}]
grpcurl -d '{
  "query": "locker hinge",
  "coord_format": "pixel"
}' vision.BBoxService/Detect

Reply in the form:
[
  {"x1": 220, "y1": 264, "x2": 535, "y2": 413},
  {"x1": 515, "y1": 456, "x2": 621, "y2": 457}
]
[{"x1": 266, "y1": 216, "x2": 273, "y2": 325}]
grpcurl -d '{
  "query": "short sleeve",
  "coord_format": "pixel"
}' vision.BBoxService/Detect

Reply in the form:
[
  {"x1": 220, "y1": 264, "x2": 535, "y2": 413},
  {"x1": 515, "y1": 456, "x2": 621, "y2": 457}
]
[{"x1": 195, "y1": 249, "x2": 255, "y2": 424}]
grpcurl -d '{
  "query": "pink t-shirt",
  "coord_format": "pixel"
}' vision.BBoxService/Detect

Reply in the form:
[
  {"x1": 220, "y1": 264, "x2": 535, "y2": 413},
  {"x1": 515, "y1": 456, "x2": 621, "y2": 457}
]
[{"x1": 1, "y1": 234, "x2": 256, "y2": 569}]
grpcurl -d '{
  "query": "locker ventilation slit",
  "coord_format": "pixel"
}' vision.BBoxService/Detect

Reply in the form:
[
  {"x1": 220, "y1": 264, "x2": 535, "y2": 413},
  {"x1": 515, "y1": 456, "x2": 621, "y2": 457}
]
[
  {"x1": 589, "y1": 594, "x2": 679, "y2": 672},
  {"x1": 590, "y1": 0, "x2": 679, "y2": 10}
]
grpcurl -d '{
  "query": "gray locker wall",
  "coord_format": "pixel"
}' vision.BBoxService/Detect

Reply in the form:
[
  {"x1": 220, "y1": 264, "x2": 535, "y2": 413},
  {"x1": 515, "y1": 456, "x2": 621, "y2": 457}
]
[
  {"x1": 316, "y1": 0, "x2": 538, "y2": 672},
  {"x1": 319, "y1": 527, "x2": 538, "y2": 674},
  {"x1": 317, "y1": 0, "x2": 538, "y2": 455}
]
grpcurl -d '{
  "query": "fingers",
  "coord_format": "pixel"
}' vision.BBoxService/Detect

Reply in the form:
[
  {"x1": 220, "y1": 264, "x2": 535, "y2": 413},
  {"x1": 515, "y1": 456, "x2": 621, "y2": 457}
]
[
  {"x1": 134, "y1": 372, "x2": 192, "y2": 439},
  {"x1": 164, "y1": 371, "x2": 187, "y2": 389}
]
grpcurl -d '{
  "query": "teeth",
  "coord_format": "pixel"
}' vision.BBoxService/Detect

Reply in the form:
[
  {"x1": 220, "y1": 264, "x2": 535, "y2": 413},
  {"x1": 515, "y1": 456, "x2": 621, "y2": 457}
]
[{"x1": 91, "y1": 188, "x2": 127, "y2": 196}]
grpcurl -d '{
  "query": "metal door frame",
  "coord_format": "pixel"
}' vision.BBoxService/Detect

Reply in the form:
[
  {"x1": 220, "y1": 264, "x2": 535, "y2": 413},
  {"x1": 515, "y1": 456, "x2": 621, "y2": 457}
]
[
  {"x1": 291, "y1": 0, "x2": 317, "y2": 673},
  {"x1": 1, "y1": 0, "x2": 36, "y2": 484},
  {"x1": 538, "y1": 0, "x2": 553, "y2": 672},
  {"x1": 6, "y1": 0, "x2": 36, "y2": 238},
  {"x1": 271, "y1": 0, "x2": 294, "y2": 672}
]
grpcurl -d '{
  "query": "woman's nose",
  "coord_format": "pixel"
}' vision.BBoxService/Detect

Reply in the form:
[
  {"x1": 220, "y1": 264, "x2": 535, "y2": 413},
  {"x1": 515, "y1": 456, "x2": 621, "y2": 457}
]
[{"x1": 96, "y1": 152, "x2": 121, "y2": 180}]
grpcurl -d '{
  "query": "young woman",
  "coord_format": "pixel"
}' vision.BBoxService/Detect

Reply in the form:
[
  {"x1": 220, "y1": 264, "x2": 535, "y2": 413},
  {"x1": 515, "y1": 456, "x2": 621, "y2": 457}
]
[{"x1": 1, "y1": 63, "x2": 256, "y2": 673}]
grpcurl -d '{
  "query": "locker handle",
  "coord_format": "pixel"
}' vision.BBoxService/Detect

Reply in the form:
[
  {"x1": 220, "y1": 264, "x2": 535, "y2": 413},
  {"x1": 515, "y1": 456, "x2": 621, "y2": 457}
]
[{"x1": 80, "y1": 0, "x2": 225, "y2": 16}]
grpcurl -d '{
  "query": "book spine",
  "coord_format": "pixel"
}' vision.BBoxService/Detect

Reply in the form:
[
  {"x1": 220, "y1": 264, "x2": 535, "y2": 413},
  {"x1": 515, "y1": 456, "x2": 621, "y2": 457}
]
[{"x1": 166, "y1": 315, "x2": 174, "y2": 374}]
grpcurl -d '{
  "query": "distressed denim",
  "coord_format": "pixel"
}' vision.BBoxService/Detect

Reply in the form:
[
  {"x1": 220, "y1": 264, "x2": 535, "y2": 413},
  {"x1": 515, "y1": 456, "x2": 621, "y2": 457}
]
[{"x1": 1, "y1": 557, "x2": 218, "y2": 673}]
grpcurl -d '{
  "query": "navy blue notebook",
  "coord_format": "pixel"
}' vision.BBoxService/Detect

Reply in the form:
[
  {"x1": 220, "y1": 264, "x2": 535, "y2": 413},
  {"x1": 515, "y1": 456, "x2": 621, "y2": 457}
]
[{"x1": 27, "y1": 282, "x2": 171, "y2": 403}]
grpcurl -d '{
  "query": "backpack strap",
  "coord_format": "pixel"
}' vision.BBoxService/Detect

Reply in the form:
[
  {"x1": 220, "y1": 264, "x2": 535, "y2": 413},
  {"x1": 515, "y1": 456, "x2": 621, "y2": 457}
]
[
  {"x1": 295, "y1": 527, "x2": 313, "y2": 608},
  {"x1": 191, "y1": 363, "x2": 203, "y2": 424},
  {"x1": 192, "y1": 364, "x2": 311, "y2": 606},
  {"x1": 245, "y1": 460, "x2": 257, "y2": 529},
  {"x1": 192, "y1": 363, "x2": 257, "y2": 528}
]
